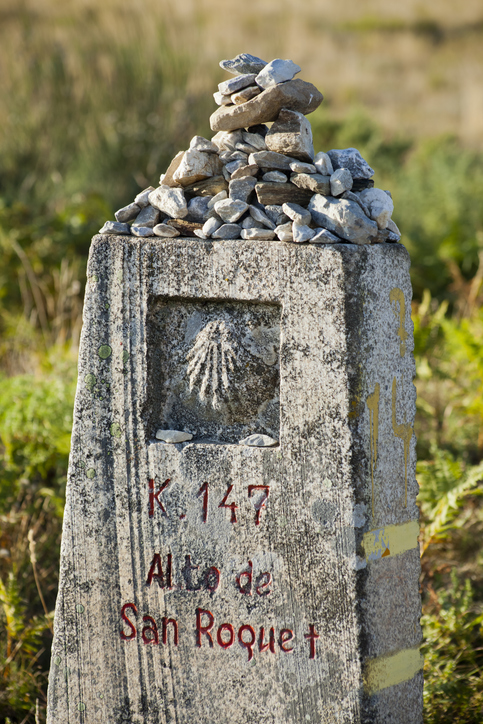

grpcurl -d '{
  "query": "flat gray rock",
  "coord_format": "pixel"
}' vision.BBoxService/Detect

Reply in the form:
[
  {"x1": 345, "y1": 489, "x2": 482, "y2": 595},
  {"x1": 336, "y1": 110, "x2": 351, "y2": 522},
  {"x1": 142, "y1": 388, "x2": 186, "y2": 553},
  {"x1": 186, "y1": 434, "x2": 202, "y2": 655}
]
[
  {"x1": 264, "y1": 204, "x2": 290, "y2": 226},
  {"x1": 293, "y1": 223, "x2": 316, "y2": 243},
  {"x1": 219, "y1": 53, "x2": 267, "y2": 75},
  {"x1": 219, "y1": 73, "x2": 257, "y2": 96},
  {"x1": 132, "y1": 204, "x2": 160, "y2": 228},
  {"x1": 232, "y1": 86, "x2": 261, "y2": 104},
  {"x1": 265, "y1": 109, "x2": 314, "y2": 162},
  {"x1": 202, "y1": 216, "x2": 223, "y2": 237},
  {"x1": 188, "y1": 196, "x2": 213, "y2": 222},
  {"x1": 242, "y1": 131, "x2": 267, "y2": 150},
  {"x1": 241, "y1": 216, "x2": 265, "y2": 229},
  {"x1": 291, "y1": 172, "x2": 330, "y2": 195},
  {"x1": 240, "y1": 228, "x2": 276, "y2": 240},
  {"x1": 386, "y1": 218, "x2": 401, "y2": 239},
  {"x1": 310, "y1": 228, "x2": 341, "y2": 244},
  {"x1": 313, "y1": 151, "x2": 334, "y2": 176},
  {"x1": 173, "y1": 149, "x2": 222, "y2": 186},
  {"x1": 210, "y1": 79, "x2": 323, "y2": 133},
  {"x1": 360, "y1": 188, "x2": 395, "y2": 229},
  {"x1": 153, "y1": 223, "x2": 180, "y2": 237},
  {"x1": 155, "y1": 429, "x2": 193, "y2": 443},
  {"x1": 207, "y1": 190, "x2": 227, "y2": 208},
  {"x1": 213, "y1": 91, "x2": 233, "y2": 106},
  {"x1": 230, "y1": 164, "x2": 259, "y2": 179},
  {"x1": 290, "y1": 160, "x2": 317, "y2": 174},
  {"x1": 131, "y1": 225, "x2": 155, "y2": 237},
  {"x1": 308, "y1": 194, "x2": 379, "y2": 244},
  {"x1": 149, "y1": 186, "x2": 188, "y2": 219},
  {"x1": 262, "y1": 171, "x2": 287, "y2": 183},
  {"x1": 249, "y1": 204, "x2": 276, "y2": 229},
  {"x1": 211, "y1": 223, "x2": 242, "y2": 239},
  {"x1": 134, "y1": 186, "x2": 155, "y2": 208},
  {"x1": 330, "y1": 168, "x2": 353, "y2": 197},
  {"x1": 225, "y1": 160, "x2": 245, "y2": 174},
  {"x1": 250, "y1": 150, "x2": 294, "y2": 171},
  {"x1": 189, "y1": 135, "x2": 219, "y2": 153},
  {"x1": 99, "y1": 220, "x2": 130, "y2": 235},
  {"x1": 275, "y1": 221, "x2": 294, "y2": 241},
  {"x1": 211, "y1": 129, "x2": 244, "y2": 152},
  {"x1": 255, "y1": 58, "x2": 301, "y2": 89},
  {"x1": 238, "y1": 433, "x2": 278, "y2": 447},
  {"x1": 229, "y1": 176, "x2": 257, "y2": 203},
  {"x1": 214, "y1": 198, "x2": 248, "y2": 223},
  {"x1": 327, "y1": 148, "x2": 374, "y2": 180},
  {"x1": 115, "y1": 202, "x2": 140, "y2": 222},
  {"x1": 282, "y1": 202, "x2": 312, "y2": 225}
]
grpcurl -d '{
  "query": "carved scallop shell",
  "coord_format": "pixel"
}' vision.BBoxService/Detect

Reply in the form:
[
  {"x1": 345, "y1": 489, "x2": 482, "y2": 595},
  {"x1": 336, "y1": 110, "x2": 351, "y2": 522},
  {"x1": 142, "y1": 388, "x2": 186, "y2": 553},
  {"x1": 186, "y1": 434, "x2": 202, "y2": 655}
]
[{"x1": 186, "y1": 320, "x2": 238, "y2": 409}]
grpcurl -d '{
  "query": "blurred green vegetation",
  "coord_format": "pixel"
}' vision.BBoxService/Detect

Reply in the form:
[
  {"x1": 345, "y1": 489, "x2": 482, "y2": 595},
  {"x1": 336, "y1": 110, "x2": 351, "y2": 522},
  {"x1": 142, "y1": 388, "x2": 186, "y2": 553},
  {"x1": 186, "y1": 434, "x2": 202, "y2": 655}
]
[{"x1": 0, "y1": 6, "x2": 483, "y2": 722}]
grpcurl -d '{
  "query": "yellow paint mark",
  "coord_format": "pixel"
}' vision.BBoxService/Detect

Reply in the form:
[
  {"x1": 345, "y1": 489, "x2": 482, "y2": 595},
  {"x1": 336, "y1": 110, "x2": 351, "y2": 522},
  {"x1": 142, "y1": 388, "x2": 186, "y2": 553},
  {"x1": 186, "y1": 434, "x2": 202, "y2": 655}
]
[
  {"x1": 366, "y1": 383, "x2": 380, "y2": 518},
  {"x1": 364, "y1": 646, "x2": 424, "y2": 695},
  {"x1": 392, "y1": 378, "x2": 413, "y2": 508},
  {"x1": 363, "y1": 520, "x2": 420, "y2": 562},
  {"x1": 390, "y1": 288, "x2": 408, "y2": 357}
]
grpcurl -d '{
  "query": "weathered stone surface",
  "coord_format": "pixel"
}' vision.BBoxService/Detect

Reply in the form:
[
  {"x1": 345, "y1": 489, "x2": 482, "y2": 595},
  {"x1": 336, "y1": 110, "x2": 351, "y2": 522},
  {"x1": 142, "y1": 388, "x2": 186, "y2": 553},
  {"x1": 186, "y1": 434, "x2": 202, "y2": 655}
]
[
  {"x1": 219, "y1": 73, "x2": 257, "y2": 96},
  {"x1": 225, "y1": 160, "x2": 245, "y2": 175},
  {"x1": 232, "y1": 85, "x2": 261, "y2": 104},
  {"x1": 49, "y1": 237, "x2": 422, "y2": 724},
  {"x1": 330, "y1": 168, "x2": 353, "y2": 196},
  {"x1": 255, "y1": 181, "x2": 314, "y2": 206},
  {"x1": 153, "y1": 223, "x2": 180, "y2": 237},
  {"x1": 156, "y1": 429, "x2": 193, "y2": 443},
  {"x1": 210, "y1": 79, "x2": 323, "y2": 132},
  {"x1": 134, "y1": 186, "x2": 155, "y2": 208},
  {"x1": 187, "y1": 196, "x2": 213, "y2": 222},
  {"x1": 328, "y1": 148, "x2": 374, "y2": 180},
  {"x1": 132, "y1": 204, "x2": 161, "y2": 228},
  {"x1": 293, "y1": 222, "x2": 316, "y2": 243},
  {"x1": 211, "y1": 223, "x2": 242, "y2": 239},
  {"x1": 290, "y1": 160, "x2": 316, "y2": 174},
  {"x1": 250, "y1": 150, "x2": 294, "y2": 170},
  {"x1": 313, "y1": 151, "x2": 334, "y2": 176},
  {"x1": 282, "y1": 202, "x2": 312, "y2": 225},
  {"x1": 228, "y1": 176, "x2": 257, "y2": 203},
  {"x1": 214, "y1": 198, "x2": 249, "y2": 223},
  {"x1": 275, "y1": 221, "x2": 294, "y2": 241},
  {"x1": 264, "y1": 204, "x2": 290, "y2": 226},
  {"x1": 265, "y1": 109, "x2": 314, "y2": 162},
  {"x1": 173, "y1": 149, "x2": 223, "y2": 186},
  {"x1": 360, "y1": 188, "x2": 395, "y2": 229},
  {"x1": 166, "y1": 218, "x2": 203, "y2": 236},
  {"x1": 235, "y1": 140, "x2": 259, "y2": 154},
  {"x1": 291, "y1": 172, "x2": 331, "y2": 195},
  {"x1": 249, "y1": 204, "x2": 276, "y2": 229},
  {"x1": 241, "y1": 216, "x2": 265, "y2": 229},
  {"x1": 220, "y1": 149, "x2": 248, "y2": 164},
  {"x1": 207, "y1": 190, "x2": 227, "y2": 208},
  {"x1": 131, "y1": 225, "x2": 155, "y2": 237},
  {"x1": 190, "y1": 136, "x2": 219, "y2": 153},
  {"x1": 211, "y1": 130, "x2": 244, "y2": 152},
  {"x1": 262, "y1": 171, "x2": 287, "y2": 183},
  {"x1": 310, "y1": 228, "x2": 341, "y2": 244},
  {"x1": 230, "y1": 164, "x2": 259, "y2": 179},
  {"x1": 183, "y1": 176, "x2": 228, "y2": 197},
  {"x1": 242, "y1": 131, "x2": 267, "y2": 150},
  {"x1": 308, "y1": 194, "x2": 379, "y2": 244},
  {"x1": 219, "y1": 53, "x2": 267, "y2": 75},
  {"x1": 202, "y1": 216, "x2": 223, "y2": 237},
  {"x1": 240, "y1": 228, "x2": 276, "y2": 240},
  {"x1": 342, "y1": 190, "x2": 371, "y2": 217},
  {"x1": 386, "y1": 218, "x2": 401, "y2": 239},
  {"x1": 238, "y1": 433, "x2": 278, "y2": 446},
  {"x1": 255, "y1": 58, "x2": 301, "y2": 89},
  {"x1": 149, "y1": 186, "x2": 188, "y2": 219},
  {"x1": 98, "y1": 220, "x2": 130, "y2": 234},
  {"x1": 213, "y1": 91, "x2": 233, "y2": 106},
  {"x1": 115, "y1": 201, "x2": 140, "y2": 222},
  {"x1": 162, "y1": 150, "x2": 185, "y2": 187}
]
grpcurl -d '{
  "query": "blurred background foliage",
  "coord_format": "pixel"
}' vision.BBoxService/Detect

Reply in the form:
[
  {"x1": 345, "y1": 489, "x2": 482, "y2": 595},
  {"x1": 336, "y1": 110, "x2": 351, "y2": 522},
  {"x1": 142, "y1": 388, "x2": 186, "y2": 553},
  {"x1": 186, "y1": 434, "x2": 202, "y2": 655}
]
[{"x1": 0, "y1": 0, "x2": 483, "y2": 721}]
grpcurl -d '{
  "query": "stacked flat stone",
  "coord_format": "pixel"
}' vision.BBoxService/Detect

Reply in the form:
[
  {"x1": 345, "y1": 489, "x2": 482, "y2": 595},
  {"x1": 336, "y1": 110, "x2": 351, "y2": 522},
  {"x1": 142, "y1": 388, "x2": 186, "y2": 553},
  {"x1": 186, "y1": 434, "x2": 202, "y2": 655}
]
[{"x1": 100, "y1": 54, "x2": 401, "y2": 245}]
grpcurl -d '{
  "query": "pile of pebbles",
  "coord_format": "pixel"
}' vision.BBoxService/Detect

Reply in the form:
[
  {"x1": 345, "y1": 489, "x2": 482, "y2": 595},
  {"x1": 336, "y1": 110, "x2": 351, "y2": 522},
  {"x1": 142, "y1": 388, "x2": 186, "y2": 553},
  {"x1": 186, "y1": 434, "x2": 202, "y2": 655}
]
[{"x1": 100, "y1": 53, "x2": 401, "y2": 245}]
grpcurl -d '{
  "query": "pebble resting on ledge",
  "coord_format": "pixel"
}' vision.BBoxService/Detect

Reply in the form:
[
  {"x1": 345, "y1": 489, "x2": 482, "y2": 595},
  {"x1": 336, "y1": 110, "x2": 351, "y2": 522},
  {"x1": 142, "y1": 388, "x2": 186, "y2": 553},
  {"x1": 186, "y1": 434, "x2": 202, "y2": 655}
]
[{"x1": 100, "y1": 53, "x2": 401, "y2": 246}]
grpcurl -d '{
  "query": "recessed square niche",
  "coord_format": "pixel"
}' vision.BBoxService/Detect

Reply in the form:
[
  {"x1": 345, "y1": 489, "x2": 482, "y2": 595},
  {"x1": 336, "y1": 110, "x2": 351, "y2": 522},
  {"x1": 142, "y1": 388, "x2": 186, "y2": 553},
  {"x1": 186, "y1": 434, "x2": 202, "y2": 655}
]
[{"x1": 145, "y1": 297, "x2": 281, "y2": 444}]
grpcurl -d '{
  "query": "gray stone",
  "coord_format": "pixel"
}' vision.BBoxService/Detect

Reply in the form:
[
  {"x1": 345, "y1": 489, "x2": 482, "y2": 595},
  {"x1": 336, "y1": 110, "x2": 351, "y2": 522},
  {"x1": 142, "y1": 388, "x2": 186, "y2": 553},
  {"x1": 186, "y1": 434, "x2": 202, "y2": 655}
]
[
  {"x1": 115, "y1": 202, "x2": 141, "y2": 222},
  {"x1": 255, "y1": 182, "x2": 314, "y2": 206},
  {"x1": 265, "y1": 109, "x2": 314, "y2": 162},
  {"x1": 238, "y1": 433, "x2": 278, "y2": 446},
  {"x1": 293, "y1": 222, "x2": 316, "y2": 243},
  {"x1": 229, "y1": 176, "x2": 257, "y2": 203},
  {"x1": 341, "y1": 190, "x2": 371, "y2": 217},
  {"x1": 387, "y1": 230, "x2": 401, "y2": 243},
  {"x1": 214, "y1": 198, "x2": 249, "y2": 223},
  {"x1": 220, "y1": 150, "x2": 248, "y2": 163},
  {"x1": 310, "y1": 228, "x2": 341, "y2": 244},
  {"x1": 219, "y1": 53, "x2": 267, "y2": 75},
  {"x1": 153, "y1": 223, "x2": 180, "y2": 237},
  {"x1": 222, "y1": 166, "x2": 232, "y2": 182},
  {"x1": 308, "y1": 195, "x2": 379, "y2": 244},
  {"x1": 230, "y1": 164, "x2": 259, "y2": 179},
  {"x1": 132, "y1": 204, "x2": 161, "y2": 228},
  {"x1": 225, "y1": 160, "x2": 245, "y2": 174},
  {"x1": 262, "y1": 171, "x2": 287, "y2": 183},
  {"x1": 275, "y1": 221, "x2": 294, "y2": 241},
  {"x1": 313, "y1": 151, "x2": 334, "y2": 176},
  {"x1": 290, "y1": 161, "x2": 317, "y2": 174},
  {"x1": 328, "y1": 148, "x2": 374, "y2": 180},
  {"x1": 134, "y1": 186, "x2": 155, "y2": 208},
  {"x1": 235, "y1": 141, "x2": 259, "y2": 154},
  {"x1": 207, "y1": 190, "x2": 228, "y2": 208},
  {"x1": 155, "y1": 429, "x2": 193, "y2": 443},
  {"x1": 162, "y1": 150, "x2": 185, "y2": 187},
  {"x1": 98, "y1": 220, "x2": 130, "y2": 235},
  {"x1": 240, "y1": 228, "x2": 276, "y2": 240},
  {"x1": 149, "y1": 186, "x2": 188, "y2": 219},
  {"x1": 242, "y1": 131, "x2": 267, "y2": 150},
  {"x1": 291, "y1": 172, "x2": 331, "y2": 195},
  {"x1": 202, "y1": 216, "x2": 223, "y2": 237},
  {"x1": 232, "y1": 86, "x2": 261, "y2": 104},
  {"x1": 330, "y1": 168, "x2": 353, "y2": 197},
  {"x1": 211, "y1": 130, "x2": 244, "y2": 152},
  {"x1": 282, "y1": 202, "x2": 312, "y2": 225},
  {"x1": 173, "y1": 149, "x2": 223, "y2": 187},
  {"x1": 241, "y1": 216, "x2": 265, "y2": 229},
  {"x1": 49, "y1": 235, "x2": 422, "y2": 724},
  {"x1": 190, "y1": 136, "x2": 219, "y2": 153},
  {"x1": 194, "y1": 229, "x2": 208, "y2": 239},
  {"x1": 250, "y1": 150, "x2": 294, "y2": 171},
  {"x1": 188, "y1": 196, "x2": 213, "y2": 222},
  {"x1": 213, "y1": 91, "x2": 233, "y2": 106},
  {"x1": 386, "y1": 218, "x2": 401, "y2": 239},
  {"x1": 264, "y1": 205, "x2": 290, "y2": 226},
  {"x1": 211, "y1": 223, "x2": 242, "y2": 239},
  {"x1": 131, "y1": 225, "x2": 155, "y2": 237},
  {"x1": 219, "y1": 73, "x2": 257, "y2": 96},
  {"x1": 210, "y1": 79, "x2": 323, "y2": 132},
  {"x1": 249, "y1": 204, "x2": 276, "y2": 229},
  {"x1": 255, "y1": 58, "x2": 301, "y2": 89},
  {"x1": 360, "y1": 188, "x2": 395, "y2": 230}
]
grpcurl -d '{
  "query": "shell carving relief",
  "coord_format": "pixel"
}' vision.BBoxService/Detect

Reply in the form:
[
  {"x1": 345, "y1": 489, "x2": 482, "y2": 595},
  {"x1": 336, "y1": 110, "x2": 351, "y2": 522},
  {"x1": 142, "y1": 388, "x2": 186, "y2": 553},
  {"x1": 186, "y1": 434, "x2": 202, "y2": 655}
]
[{"x1": 186, "y1": 320, "x2": 238, "y2": 410}]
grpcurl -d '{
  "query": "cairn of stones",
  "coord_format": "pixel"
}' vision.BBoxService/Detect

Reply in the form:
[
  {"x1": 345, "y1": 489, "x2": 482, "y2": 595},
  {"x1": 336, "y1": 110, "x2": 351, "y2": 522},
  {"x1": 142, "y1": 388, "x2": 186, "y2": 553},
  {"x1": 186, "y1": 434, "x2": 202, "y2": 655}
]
[{"x1": 100, "y1": 53, "x2": 400, "y2": 246}]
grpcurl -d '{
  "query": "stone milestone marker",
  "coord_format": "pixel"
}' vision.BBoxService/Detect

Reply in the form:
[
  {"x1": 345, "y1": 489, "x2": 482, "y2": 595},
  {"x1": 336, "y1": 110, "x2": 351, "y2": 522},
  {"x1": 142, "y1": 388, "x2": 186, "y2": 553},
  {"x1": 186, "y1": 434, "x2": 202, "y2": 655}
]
[{"x1": 48, "y1": 54, "x2": 423, "y2": 723}]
